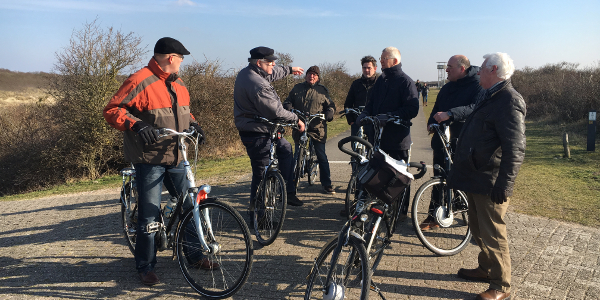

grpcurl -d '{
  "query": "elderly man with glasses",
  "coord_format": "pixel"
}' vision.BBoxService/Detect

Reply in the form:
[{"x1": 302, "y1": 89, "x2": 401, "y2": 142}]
[
  {"x1": 356, "y1": 46, "x2": 419, "y2": 218},
  {"x1": 233, "y1": 46, "x2": 306, "y2": 208}
]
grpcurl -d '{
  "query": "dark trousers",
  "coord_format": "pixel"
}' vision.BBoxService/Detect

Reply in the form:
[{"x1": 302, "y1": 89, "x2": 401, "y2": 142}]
[
  {"x1": 240, "y1": 135, "x2": 295, "y2": 205},
  {"x1": 134, "y1": 162, "x2": 187, "y2": 273},
  {"x1": 312, "y1": 140, "x2": 332, "y2": 187}
]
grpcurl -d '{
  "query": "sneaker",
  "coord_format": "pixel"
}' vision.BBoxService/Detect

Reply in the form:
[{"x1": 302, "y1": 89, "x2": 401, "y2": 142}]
[
  {"x1": 323, "y1": 186, "x2": 336, "y2": 194},
  {"x1": 192, "y1": 258, "x2": 220, "y2": 270},
  {"x1": 138, "y1": 270, "x2": 160, "y2": 286},
  {"x1": 287, "y1": 193, "x2": 304, "y2": 206}
]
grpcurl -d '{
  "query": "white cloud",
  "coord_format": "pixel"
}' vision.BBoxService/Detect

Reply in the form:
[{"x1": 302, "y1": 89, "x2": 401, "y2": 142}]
[{"x1": 175, "y1": 0, "x2": 196, "y2": 6}]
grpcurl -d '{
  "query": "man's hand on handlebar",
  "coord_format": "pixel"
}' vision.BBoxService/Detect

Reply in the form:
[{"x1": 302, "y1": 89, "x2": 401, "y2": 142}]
[
  {"x1": 190, "y1": 123, "x2": 206, "y2": 145},
  {"x1": 298, "y1": 119, "x2": 305, "y2": 132},
  {"x1": 433, "y1": 111, "x2": 451, "y2": 123}
]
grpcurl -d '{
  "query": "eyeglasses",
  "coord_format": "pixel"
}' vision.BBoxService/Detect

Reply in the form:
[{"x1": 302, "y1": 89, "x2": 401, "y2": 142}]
[
  {"x1": 379, "y1": 57, "x2": 393, "y2": 61},
  {"x1": 260, "y1": 59, "x2": 275, "y2": 66},
  {"x1": 171, "y1": 54, "x2": 184, "y2": 60}
]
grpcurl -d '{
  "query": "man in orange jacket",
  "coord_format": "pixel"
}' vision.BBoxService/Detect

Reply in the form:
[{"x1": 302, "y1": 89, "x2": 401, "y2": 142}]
[{"x1": 104, "y1": 37, "x2": 215, "y2": 286}]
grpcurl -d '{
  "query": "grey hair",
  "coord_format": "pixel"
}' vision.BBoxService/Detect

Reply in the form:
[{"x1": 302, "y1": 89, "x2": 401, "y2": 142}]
[
  {"x1": 455, "y1": 55, "x2": 471, "y2": 69},
  {"x1": 248, "y1": 58, "x2": 260, "y2": 64},
  {"x1": 482, "y1": 52, "x2": 515, "y2": 80},
  {"x1": 382, "y1": 47, "x2": 401, "y2": 62}
]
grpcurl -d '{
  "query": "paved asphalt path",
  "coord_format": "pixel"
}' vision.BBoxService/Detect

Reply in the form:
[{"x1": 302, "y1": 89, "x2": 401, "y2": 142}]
[{"x1": 1, "y1": 103, "x2": 599, "y2": 299}]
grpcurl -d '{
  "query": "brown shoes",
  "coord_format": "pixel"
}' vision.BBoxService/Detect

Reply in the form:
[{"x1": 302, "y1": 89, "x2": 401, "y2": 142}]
[
  {"x1": 457, "y1": 267, "x2": 490, "y2": 283},
  {"x1": 476, "y1": 289, "x2": 511, "y2": 300},
  {"x1": 419, "y1": 217, "x2": 440, "y2": 231},
  {"x1": 193, "y1": 258, "x2": 220, "y2": 270},
  {"x1": 139, "y1": 270, "x2": 160, "y2": 286}
]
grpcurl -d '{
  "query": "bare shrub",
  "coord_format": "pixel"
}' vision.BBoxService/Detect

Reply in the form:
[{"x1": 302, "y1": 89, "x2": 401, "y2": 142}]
[
  {"x1": 48, "y1": 19, "x2": 147, "y2": 180},
  {"x1": 318, "y1": 62, "x2": 355, "y2": 113},
  {"x1": 512, "y1": 62, "x2": 600, "y2": 122}
]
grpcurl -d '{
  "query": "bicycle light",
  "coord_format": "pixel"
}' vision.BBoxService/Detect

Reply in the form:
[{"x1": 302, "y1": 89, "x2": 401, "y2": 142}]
[
  {"x1": 196, "y1": 184, "x2": 211, "y2": 204},
  {"x1": 359, "y1": 214, "x2": 369, "y2": 222}
]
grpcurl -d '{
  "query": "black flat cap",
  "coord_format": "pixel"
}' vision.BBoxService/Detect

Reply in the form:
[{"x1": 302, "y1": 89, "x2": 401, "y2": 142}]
[
  {"x1": 249, "y1": 46, "x2": 277, "y2": 61},
  {"x1": 307, "y1": 65, "x2": 320, "y2": 76},
  {"x1": 154, "y1": 37, "x2": 190, "y2": 55}
]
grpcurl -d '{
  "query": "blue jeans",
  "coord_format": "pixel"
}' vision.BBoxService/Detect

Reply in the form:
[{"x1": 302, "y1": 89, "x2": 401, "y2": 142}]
[
  {"x1": 134, "y1": 161, "x2": 197, "y2": 273},
  {"x1": 240, "y1": 134, "x2": 295, "y2": 205}
]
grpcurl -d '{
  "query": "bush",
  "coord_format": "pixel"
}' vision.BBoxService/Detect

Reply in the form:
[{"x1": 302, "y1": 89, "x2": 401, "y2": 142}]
[{"x1": 512, "y1": 62, "x2": 600, "y2": 122}]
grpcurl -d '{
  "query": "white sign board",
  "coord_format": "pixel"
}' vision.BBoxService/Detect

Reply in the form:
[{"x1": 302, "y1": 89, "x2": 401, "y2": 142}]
[{"x1": 590, "y1": 111, "x2": 597, "y2": 121}]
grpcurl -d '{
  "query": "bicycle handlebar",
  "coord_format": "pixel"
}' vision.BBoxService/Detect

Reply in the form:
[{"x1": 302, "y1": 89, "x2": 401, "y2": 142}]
[
  {"x1": 337, "y1": 136, "x2": 373, "y2": 160},
  {"x1": 360, "y1": 114, "x2": 412, "y2": 128},
  {"x1": 407, "y1": 161, "x2": 428, "y2": 179}
]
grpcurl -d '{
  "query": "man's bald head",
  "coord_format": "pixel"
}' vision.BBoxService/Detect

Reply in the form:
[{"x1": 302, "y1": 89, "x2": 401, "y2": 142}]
[{"x1": 446, "y1": 55, "x2": 471, "y2": 82}]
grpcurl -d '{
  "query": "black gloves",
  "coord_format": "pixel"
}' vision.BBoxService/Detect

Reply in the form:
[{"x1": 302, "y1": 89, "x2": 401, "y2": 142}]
[
  {"x1": 283, "y1": 102, "x2": 293, "y2": 111},
  {"x1": 325, "y1": 109, "x2": 334, "y2": 122},
  {"x1": 490, "y1": 188, "x2": 510, "y2": 204},
  {"x1": 132, "y1": 121, "x2": 158, "y2": 145},
  {"x1": 356, "y1": 113, "x2": 367, "y2": 125},
  {"x1": 190, "y1": 123, "x2": 206, "y2": 145}
]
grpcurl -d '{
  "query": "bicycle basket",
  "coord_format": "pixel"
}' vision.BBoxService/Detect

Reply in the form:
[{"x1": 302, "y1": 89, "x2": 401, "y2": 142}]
[{"x1": 357, "y1": 149, "x2": 414, "y2": 204}]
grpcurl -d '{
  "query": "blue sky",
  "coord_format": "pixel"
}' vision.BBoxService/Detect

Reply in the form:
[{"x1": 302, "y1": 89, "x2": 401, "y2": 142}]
[{"x1": 1, "y1": 0, "x2": 599, "y2": 81}]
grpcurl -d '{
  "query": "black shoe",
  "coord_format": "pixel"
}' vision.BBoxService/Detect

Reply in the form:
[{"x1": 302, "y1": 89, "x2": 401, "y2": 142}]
[
  {"x1": 323, "y1": 186, "x2": 336, "y2": 194},
  {"x1": 139, "y1": 270, "x2": 160, "y2": 286},
  {"x1": 287, "y1": 193, "x2": 303, "y2": 206}
]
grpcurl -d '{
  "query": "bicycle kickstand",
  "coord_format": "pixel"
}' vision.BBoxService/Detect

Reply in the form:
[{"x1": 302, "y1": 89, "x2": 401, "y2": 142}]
[{"x1": 370, "y1": 280, "x2": 387, "y2": 300}]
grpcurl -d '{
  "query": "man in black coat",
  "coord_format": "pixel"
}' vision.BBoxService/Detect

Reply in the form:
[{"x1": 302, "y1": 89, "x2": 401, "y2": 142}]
[
  {"x1": 448, "y1": 52, "x2": 526, "y2": 300},
  {"x1": 344, "y1": 55, "x2": 379, "y2": 137},
  {"x1": 356, "y1": 46, "x2": 419, "y2": 216},
  {"x1": 420, "y1": 54, "x2": 482, "y2": 230}
]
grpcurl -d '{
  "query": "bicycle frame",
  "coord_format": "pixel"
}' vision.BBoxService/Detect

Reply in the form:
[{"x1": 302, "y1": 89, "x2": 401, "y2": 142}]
[
  {"x1": 430, "y1": 123, "x2": 455, "y2": 220},
  {"x1": 290, "y1": 109, "x2": 324, "y2": 180}
]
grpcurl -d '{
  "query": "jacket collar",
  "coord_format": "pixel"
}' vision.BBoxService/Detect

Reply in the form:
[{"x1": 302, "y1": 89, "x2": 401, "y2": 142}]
[
  {"x1": 249, "y1": 63, "x2": 269, "y2": 78},
  {"x1": 456, "y1": 66, "x2": 480, "y2": 85},
  {"x1": 148, "y1": 57, "x2": 172, "y2": 80},
  {"x1": 382, "y1": 63, "x2": 403, "y2": 78}
]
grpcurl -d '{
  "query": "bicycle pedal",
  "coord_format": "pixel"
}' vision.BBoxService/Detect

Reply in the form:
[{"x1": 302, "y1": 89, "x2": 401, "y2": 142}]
[{"x1": 146, "y1": 222, "x2": 162, "y2": 233}]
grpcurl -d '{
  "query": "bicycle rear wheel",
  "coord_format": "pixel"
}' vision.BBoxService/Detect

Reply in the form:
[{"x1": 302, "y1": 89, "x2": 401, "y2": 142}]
[
  {"x1": 176, "y1": 199, "x2": 253, "y2": 299},
  {"x1": 308, "y1": 142, "x2": 319, "y2": 186},
  {"x1": 254, "y1": 171, "x2": 287, "y2": 246},
  {"x1": 344, "y1": 175, "x2": 358, "y2": 220},
  {"x1": 293, "y1": 146, "x2": 305, "y2": 189},
  {"x1": 120, "y1": 179, "x2": 137, "y2": 255},
  {"x1": 412, "y1": 178, "x2": 471, "y2": 256},
  {"x1": 305, "y1": 235, "x2": 370, "y2": 300}
]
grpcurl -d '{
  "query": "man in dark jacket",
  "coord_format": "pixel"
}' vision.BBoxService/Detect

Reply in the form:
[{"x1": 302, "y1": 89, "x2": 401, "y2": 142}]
[
  {"x1": 104, "y1": 37, "x2": 214, "y2": 286},
  {"x1": 233, "y1": 47, "x2": 306, "y2": 206},
  {"x1": 344, "y1": 55, "x2": 378, "y2": 137},
  {"x1": 448, "y1": 52, "x2": 526, "y2": 300},
  {"x1": 420, "y1": 54, "x2": 482, "y2": 231},
  {"x1": 284, "y1": 66, "x2": 336, "y2": 194},
  {"x1": 421, "y1": 83, "x2": 429, "y2": 106},
  {"x1": 415, "y1": 79, "x2": 422, "y2": 101},
  {"x1": 356, "y1": 46, "x2": 419, "y2": 216}
]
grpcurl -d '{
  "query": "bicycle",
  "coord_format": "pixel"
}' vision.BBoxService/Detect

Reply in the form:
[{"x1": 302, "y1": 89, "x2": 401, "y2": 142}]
[
  {"x1": 290, "y1": 109, "x2": 325, "y2": 189},
  {"x1": 118, "y1": 127, "x2": 253, "y2": 299},
  {"x1": 411, "y1": 123, "x2": 471, "y2": 256},
  {"x1": 305, "y1": 115, "x2": 427, "y2": 300},
  {"x1": 340, "y1": 107, "x2": 369, "y2": 173},
  {"x1": 250, "y1": 115, "x2": 298, "y2": 246}
]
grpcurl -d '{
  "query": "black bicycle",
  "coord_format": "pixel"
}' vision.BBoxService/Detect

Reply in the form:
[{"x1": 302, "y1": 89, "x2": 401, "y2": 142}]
[
  {"x1": 411, "y1": 123, "x2": 471, "y2": 256},
  {"x1": 118, "y1": 127, "x2": 253, "y2": 299},
  {"x1": 250, "y1": 116, "x2": 297, "y2": 246},
  {"x1": 291, "y1": 109, "x2": 324, "y2": 189},
  {"x1": 306, "y1": 135, "x2": 426, "y2": 300}
]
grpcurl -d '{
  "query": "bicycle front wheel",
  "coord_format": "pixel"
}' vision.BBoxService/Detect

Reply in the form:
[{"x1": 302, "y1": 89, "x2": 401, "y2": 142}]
[
  {"x1": 176, "y1": 199, "x2": 253, "y2": 299},
  {"x1": 308, "y1": 143, "x2": 319, "y2": 186},
  {"x1": 120, "y1": 180, "x2": 137, "y2": 255},
  {"x1": 344, "y1": 175, "x2": 358, "y2": 220},
  {"x1": 254, "y1": 171, "x2": 287, "y2": 246},
  {"x1": 305, "y1": 235, "x2": 370, "y2": 300},
  {"x1": 293, "y1": 146, "x2": 305, "y2": 189},
  {"x1": 412, "y1": 178, "x2": 471, "y2": 256}
]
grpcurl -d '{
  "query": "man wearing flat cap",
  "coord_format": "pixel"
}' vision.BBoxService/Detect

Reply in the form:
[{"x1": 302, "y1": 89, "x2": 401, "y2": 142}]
[
  {"x1": 234, "y1": 46, "x2": 306, "y2": 208},
  {"x1": 104, "y1": 37, "x2": 214, "y2": 286},
  {"x1": 283, "y1": 65, "x2": 337, "y2": 194}
]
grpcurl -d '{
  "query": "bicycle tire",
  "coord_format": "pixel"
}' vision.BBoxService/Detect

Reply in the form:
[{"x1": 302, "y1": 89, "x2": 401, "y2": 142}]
[
  {"x1": 176, "y1": 199, "x2": 253, "y2": 299},
  {"x1": 308, "y1": 142, "x2": 318, "y2": 186},
  {"x1": 364, "y1": 215, "x2": 389, "y2": 272},
  {"x1": 305, "y1": 235, "x2": 370, "y2": 300},
  {"x1": 120, "y1": 180, "x2": 138, "y2": 255},
  {"x1": 412, "y1": 178, "x2": 471, "y2": 256},
  {"x1": 344, "y1": 175, "x2": 358, "y2": 220},
  {"x1": 254, "y1": 171, "x2": 287, "y2": 246},
  {"x1": 293, "y1": 146, "x2": 305, "y2": 189}
]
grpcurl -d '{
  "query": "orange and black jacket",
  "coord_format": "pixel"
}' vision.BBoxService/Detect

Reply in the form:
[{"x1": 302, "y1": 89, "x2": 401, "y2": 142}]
[{"x1": 103, "y1": 57, "x2": 196, "y2": 165}]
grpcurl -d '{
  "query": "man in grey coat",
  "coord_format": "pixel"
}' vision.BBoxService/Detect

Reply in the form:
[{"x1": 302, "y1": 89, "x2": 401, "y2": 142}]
[
  {"x1": 233, "y1": 46, "x2": 306, "y2": 207},
  {"x1": 448, "y1": 52, "x2": 526, "y2": 300}
]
